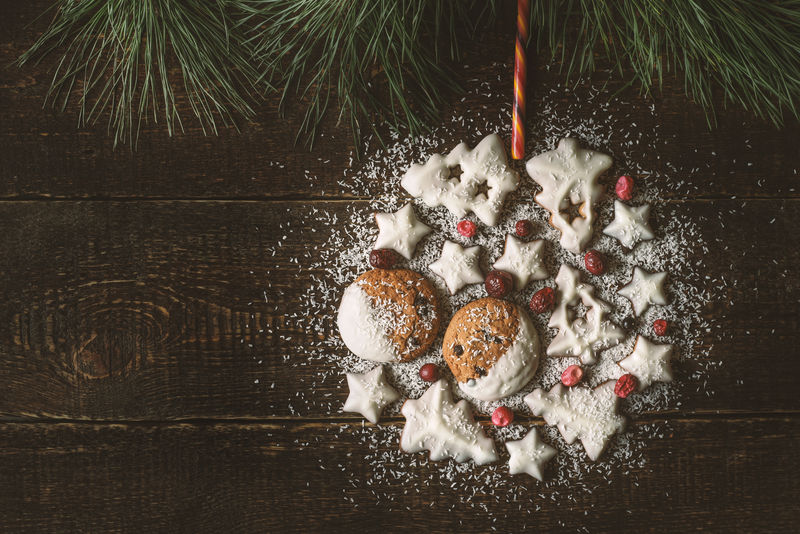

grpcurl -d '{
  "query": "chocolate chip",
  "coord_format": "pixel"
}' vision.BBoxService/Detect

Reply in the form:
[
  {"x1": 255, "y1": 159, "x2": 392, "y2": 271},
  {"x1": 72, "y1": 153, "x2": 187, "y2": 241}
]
[
  {"x1": 408, "y1": 337, "x2": 419, "y2": 349},
  {"x1": 453, "y1": 344, "x2": 463, "y2": 356},
  {"x1": 475, "y1": 366, "x2": 486, "y2": 377}
]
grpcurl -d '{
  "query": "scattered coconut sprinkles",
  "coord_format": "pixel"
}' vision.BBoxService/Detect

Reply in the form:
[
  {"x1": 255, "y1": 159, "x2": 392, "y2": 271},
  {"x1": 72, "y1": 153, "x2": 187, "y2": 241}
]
[{"x1": 259, "y1": 74, "x2": 721, "y2": 512}]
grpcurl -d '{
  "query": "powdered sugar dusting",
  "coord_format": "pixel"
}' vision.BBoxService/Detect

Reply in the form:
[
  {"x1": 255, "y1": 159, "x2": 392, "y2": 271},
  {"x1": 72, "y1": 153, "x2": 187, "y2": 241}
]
[{"x1": 267, "y1": 74, "x2": 718, "y2": 508}]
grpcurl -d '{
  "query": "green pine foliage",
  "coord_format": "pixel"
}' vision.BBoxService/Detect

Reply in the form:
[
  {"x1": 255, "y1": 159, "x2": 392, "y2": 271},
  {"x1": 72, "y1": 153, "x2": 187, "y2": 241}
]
[{"x1": 17, "y1": 0, "x2": 800, "y2": 148}]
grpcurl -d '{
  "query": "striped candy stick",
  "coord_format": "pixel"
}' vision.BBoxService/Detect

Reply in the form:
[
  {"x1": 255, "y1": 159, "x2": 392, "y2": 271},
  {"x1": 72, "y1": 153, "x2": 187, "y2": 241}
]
[{"x1": 512, "y1": 0, "x2": 530, "y2": 160}]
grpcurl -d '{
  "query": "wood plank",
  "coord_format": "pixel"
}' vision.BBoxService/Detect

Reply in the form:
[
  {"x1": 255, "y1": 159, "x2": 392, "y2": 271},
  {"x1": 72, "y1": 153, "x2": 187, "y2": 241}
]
[
  {"x1": 0, "y1": 199, "x2": 797, "y2": 420},
  {"x1": 2, "y1": 1, "x2": 798, "y2": 201},
  {"x1": 0, "y1": 418, "x2": 797, "y2": 532}
]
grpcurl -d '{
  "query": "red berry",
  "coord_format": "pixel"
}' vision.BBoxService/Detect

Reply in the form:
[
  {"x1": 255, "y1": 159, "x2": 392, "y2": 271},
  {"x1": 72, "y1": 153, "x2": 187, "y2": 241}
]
[
  {"x1": 457, "y1": 220, "x2": 477, "y2": 238},
  {"x1": 615, "y1": 175, "x2": 635, "y2": 201},
  {"x1": 419, "y1": 363, "x2": 439, "y2": 382},
  {"x1": 369, "y1": 249, "x2": 399, "y2": 269},
  {"x1": 529, "y1": 287, "x2": 555, "y2": 313},
  {"x1": 653, "y1": 319, "x2": 668, "y2": 336},
  {"x1": 584, "y1": 250, "x2": 605, "y2": 275},
  {"x1": 491, "y1": 406, "x2": 514, "y2": 427},
  {"x1": 515, "y1": 219, "x2": 533, "y2": 238},
  {"x1": 614, "y1": 374, "x2": 638, "y2": 398},
  {"x1": 485, "y1": 270, "x2": 513, "y2": 298},
  {"x1": 561, "y1": 365, "x2": 584, "y2": 387}
]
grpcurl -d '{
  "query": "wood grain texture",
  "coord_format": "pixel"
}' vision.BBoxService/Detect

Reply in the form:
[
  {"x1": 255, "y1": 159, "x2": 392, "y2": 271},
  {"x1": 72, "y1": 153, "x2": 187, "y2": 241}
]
[
  {"x1": 0, "y1": 418, "x2": 798, "y2": 533},
  {"x1": 0, "y1": 200, "x2": 797, "y2": 420}
]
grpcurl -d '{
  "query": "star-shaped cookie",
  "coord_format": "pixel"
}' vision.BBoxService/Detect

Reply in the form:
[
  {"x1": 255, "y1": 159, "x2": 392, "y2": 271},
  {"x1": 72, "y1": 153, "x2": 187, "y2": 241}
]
[
  {"x1": 429, "y1": 240, "x2": 484, "y2": 294},
  {"x1": 506, "y1": 428, "x2": 557, "y2": 481},
  {"x1": 400, "y1": 379, "x2": 498, "y2": 465},
  {"x1": 492, "y1": 234, "x2": 547, "y2": 289},
  {"x1": 618, "y1": 266, "x2": 668, "y2": 316},
  {"x1": 343, "y1": 366, "x2": 400, "y2": 424},
  {"x1": 374, "y1": 203, "x2": 432, "y2": 259},
  {"x1": 603, "y1": 200, "x2": 655, "y2": 249},
  {"x1": 619, "y1": 336, "x2": 674, "y2": 390}
]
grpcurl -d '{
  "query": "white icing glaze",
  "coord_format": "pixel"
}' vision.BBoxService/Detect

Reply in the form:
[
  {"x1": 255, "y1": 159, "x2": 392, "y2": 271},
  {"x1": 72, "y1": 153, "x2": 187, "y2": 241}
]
[
  {"x1": 374, "y1": 202, "x2": 432, "y2": 259},
  {"x1": 343, "y1": 365, "x2": 400, "y2": 424},
  {"x1": 525, "y1": 138, "x2": 612, "y2": 253},
  {"x1": 618, "y1": 266, "x2": 668, "y2": 316},
  {"x1": 603, "y1": 200, "x2": 655, "y2": 249},
  {"x1": 401, "y1": 134, "x2": 519, "y2": 226},
  {"x1": 429, "y1": 240, "x2": 484, "y2": 294},
  {"x1": 505, "y1": 428, "x2": 556, "y2": 481},
  {"x1": 401, "y1": 379, "x2": 498, "y2": 465},
  {"x1": 548, "y1": 265, "x2": 625, "y2": 364},
  {"x1": 525, "y1": 382, "x2": 625, "y2": 461},
  {"x1": 491, "y1": 234, "x2": 548, "y2": 289},
  {"x1": 459, "y1": 308, "x2": 540, "y2": 401},
  {"x1": 619, "y1": 335, "x2": 674, "y2": 389},
  {"x1": 337, "y1": 283, "x2": 396, "y2": 362}
]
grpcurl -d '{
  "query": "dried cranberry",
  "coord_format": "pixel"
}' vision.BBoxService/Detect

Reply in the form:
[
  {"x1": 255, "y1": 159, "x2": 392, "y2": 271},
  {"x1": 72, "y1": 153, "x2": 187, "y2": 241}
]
[
  {"x1": 457, "y1": 220, "x2": 477, "y2": 238},
  {"x1": 584, "y1": 250, "x2": 605, "y2": 275},
  {"x1": 369, "y1": 249, "x2": 399, "y2": 269},
  {"x1": 491, "y1": 406, "x2": 514, "y2": 427},
  {"x1": 515, "y1": 219, "x2": 533, "y2": 238},
  {"x1": 653, "y1": 319, "x2": 668, "y2": 336},
  {"x1": 485, "y1": 270, "x2": 513, "y2": 298},
  {"x1": 529, "y1": 287, "x2": 555, "y2": 313},
  {"x1": 419, "y1": 363, "x2": 439, "y2": 382},
  {"x1": 614, "y1": 374, "x2": 638, "y2": 398},
  {"x1": 615, "y1": 175, "x2": 635, "y2": 201},
  {"x1": 561, "y1": 365, "x2": 584, "y2": 387}
]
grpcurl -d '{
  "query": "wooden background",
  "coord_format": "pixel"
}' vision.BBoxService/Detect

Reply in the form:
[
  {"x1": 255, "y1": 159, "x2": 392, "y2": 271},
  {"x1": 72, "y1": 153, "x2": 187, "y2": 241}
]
[{"x1": 1, "y1": 2, "x2": 799, "y2": 532}]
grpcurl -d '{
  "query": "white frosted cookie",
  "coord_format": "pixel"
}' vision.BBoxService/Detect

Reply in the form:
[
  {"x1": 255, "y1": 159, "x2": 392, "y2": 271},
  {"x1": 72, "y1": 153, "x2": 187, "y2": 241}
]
[
  {"x1": 505, "y1": 428, "x2": 557, "y2": 481},
  {"x1": 401, "y1": 379, "x2": 498, "y2": 465},
  {"x1": 343, "y1": 366, "x2": 400, "y2": 424},
  {"x1": 442, "y1": 297, "x2": 540, "y2": 401},
  {"x1": 492, "y1": 234, "x2": 548, "y2": 290},
  {"x1": 429, "y1": 240, "x2": 484, "y2": 294},
  {"x1": 526, "y1": 138, "x2": 612, "y2": 253},
  {"x1": 374, "y1": 202, "x2": 432, "y2": 259},
  {"x1": 548, "y1": 264, "x2": 625, "y2": 365},
  {"x1": 337, "y1": 269, "x2": 440, "y2": 362},
  {"x1": 619, "y1": 335, "x2": 674, "y2": 389},
  {"x1": 618, "y1": 266, "x2": 668, "y2": 316},
  {"x1": 603, "y1": 200, "x2": 655, "y2": 249},
  {"x1": 525, "y1": 382, "x2": 625, "y2": 461},
  {"x1": 401, "y1": 134, "x2": 519, "y2": 226}
]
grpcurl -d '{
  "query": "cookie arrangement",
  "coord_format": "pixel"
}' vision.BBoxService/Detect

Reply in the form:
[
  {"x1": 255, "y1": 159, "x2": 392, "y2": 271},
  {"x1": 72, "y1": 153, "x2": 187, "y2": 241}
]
[{"x1": 337, "y1": 134, "x2": 680, "y2": 480}]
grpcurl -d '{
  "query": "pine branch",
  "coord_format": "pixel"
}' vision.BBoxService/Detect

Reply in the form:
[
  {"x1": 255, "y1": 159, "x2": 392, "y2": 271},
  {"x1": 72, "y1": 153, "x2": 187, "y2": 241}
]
[
  {"x1": 532, "y1": 0, "x2": 800, "y2": 126},
  {"x1": 17, "y1": 0, "x2": 262, "y2": 148}
]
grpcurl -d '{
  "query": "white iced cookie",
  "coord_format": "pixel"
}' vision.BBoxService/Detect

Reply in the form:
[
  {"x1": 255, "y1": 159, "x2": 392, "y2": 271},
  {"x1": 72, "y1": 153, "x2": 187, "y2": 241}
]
[
  {"x1": 619, "y1": 336, "x2": 674, "y2": 389},
  {"x1": 548, "y1": 265, "x2": 625, "y2": 365},
  {"x1": 525, "y1": 382, "x2": 625, "y2": 461},
  {"x1": 401, "y1": 134, "x2": 519, "y2": 226},
  {"x1": 603, "y1": 200, "x2": 655, "y2": 249},
  {"x1": 442, "y1": 297, "x2": 540, "y2": 401},
  {"x1": 526, "y1": 138, "x2": 612, "y2": 253},
  {"x1": 343, "y1": 366, "x2": 400, "y2": 424},
  {"x1": 618, "y1": 266, "x2": 668, "y2": 316},
  {"x1": 505, "y1": 428, "x2": 557, "y2": 481},
  {"x1": 429, "y1": 240, "x2": 484, "y2": 294},
  {"x1": 400, "y1": 379, "x2": 498, "y2": 465},
  {"x1": 492, "y1": 234, "x2": 548, "y2": 289},
  {"x1": 337, "y1": 269, "x2": 440, "y2": 363},
  {"x1": 374, "y1": 202, "x2": 432, "y2": 259}
]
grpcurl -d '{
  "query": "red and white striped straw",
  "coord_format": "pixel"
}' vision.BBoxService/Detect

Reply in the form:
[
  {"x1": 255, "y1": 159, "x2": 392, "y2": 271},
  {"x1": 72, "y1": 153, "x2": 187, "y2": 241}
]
[{"x1": 512, "y1": 0, "x2": 529, "y2": 160}]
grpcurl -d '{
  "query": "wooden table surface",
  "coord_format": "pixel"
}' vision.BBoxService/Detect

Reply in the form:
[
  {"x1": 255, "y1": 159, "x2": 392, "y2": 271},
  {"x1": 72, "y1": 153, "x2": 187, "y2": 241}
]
[{"x1": 1, "y1": 2, "x2": 799, "y2": 532}]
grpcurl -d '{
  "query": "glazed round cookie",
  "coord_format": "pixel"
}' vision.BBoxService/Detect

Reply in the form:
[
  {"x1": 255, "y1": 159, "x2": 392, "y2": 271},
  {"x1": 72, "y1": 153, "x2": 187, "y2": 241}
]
[
  {"x1": 338, "y1": 269, "x2": 440, "y2": 363},
  {"x1": 443, "y1": 297, "x2": 540, "y2": 401}
]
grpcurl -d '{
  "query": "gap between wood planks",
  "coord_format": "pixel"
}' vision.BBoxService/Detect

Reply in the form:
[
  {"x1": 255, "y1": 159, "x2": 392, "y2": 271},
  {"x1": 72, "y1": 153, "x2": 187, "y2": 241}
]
[{"x1": 0, "y1": 411, "x2": 797, "y2": 427}]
